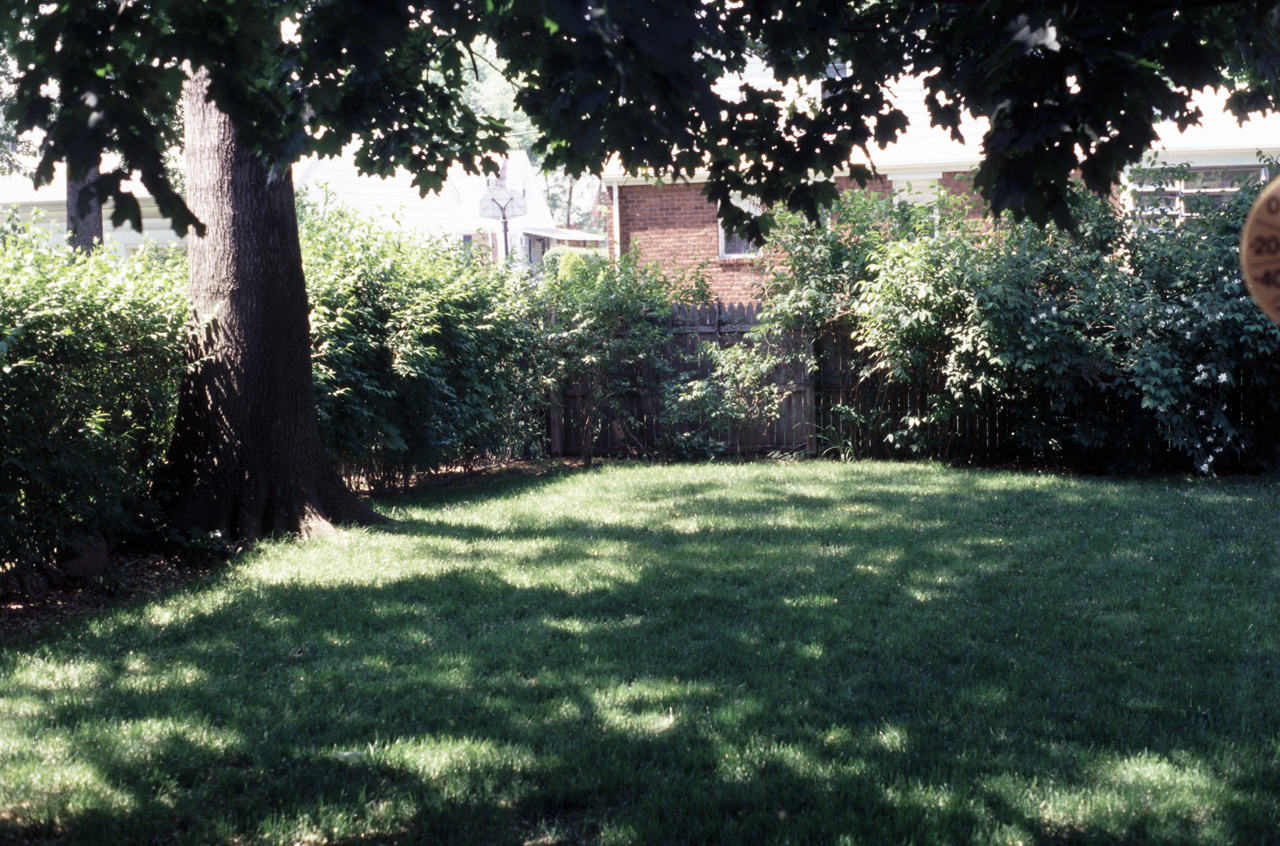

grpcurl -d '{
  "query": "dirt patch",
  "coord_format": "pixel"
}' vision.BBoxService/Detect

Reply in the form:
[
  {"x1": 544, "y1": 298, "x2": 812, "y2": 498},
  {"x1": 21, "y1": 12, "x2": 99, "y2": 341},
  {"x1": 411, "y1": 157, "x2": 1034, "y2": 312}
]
[
  {"x1": 1, "y1": 461, "x2": 578, "y2": 643},
  {"x1": 0, "y1": 555, "x2": 215, "y2": 642}
]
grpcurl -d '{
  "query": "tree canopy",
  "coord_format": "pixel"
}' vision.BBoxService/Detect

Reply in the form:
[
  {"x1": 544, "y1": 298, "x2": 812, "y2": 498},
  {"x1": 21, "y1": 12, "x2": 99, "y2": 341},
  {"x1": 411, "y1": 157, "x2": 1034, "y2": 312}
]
[{"x1": 5, "y1": 1, "x2": 1279, "y2": 235}]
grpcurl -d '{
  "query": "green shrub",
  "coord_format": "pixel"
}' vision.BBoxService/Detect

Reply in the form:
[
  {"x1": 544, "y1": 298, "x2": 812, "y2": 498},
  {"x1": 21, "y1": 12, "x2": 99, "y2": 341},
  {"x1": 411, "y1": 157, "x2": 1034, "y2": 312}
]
[
  {"x1": 0, "y1": 219, "x2": 186, "y2": 591},
  {"x1": 556, "y1": 250, "x2": 588, "y2": 283},
  {"x1": 668, "y1": 340, "x2": 788, "y2": 456},
  {"x1": 763, "y1": 163, "x2": 1280, "y2": 473},
  {"x1": 301, "y1": 197, "x2": 546, "y2": 486},
  {"x1": 943, "y1": 193, "x2": 1127, "y2": 466},
  {"x1": 757, "y1": 187, "x2": 908, "y2": 342},
  {"x1": 539, "y1": 252, "x2": 710, "y2": 465},
  {"x1": 540, "y1": 245, "x2": 602, "y2": 280},
  {"x1": 1116, "y1": 163, "x2": 1280, "y2": 471}
]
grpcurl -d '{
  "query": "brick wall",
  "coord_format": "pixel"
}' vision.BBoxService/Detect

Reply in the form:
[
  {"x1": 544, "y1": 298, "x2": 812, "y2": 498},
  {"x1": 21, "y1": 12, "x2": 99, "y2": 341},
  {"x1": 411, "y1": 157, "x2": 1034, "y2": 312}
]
[
  {"x1": 835, "y1": 174, "x2": 893, "y2": 199},
  {"x1": 605, "y1": 174, "x2": 896, "y2": 303},
  {"x1": 606, "y1": 181, "x2": 764, "y2": 303},
  {"x1": 938, "y1": 170, "x2": 985, "y2": 219}
]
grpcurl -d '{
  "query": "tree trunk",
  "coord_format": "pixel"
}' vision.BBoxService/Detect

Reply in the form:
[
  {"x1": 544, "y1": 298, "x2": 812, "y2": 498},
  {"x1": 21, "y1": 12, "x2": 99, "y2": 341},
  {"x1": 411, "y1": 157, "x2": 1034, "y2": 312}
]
[
  {"x1": 161, "y1": 68, "x2": 387, "y2": 541},
  {"x1": 65, "y1": 151, "x2": 103, "y2": 253}
]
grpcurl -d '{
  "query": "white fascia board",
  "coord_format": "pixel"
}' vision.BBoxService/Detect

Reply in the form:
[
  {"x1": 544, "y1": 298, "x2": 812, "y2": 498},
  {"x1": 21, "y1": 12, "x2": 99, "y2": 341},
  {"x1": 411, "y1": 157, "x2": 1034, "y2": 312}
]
[
  {"x1": 601, "y1": 167, "x2": 707, "y2": 188},
  {"x1": 602, "y1": 86, "x2": 1280, "y2": 193},
  {"x1": 1136, "y1": 147, "x2": 1280, "y2": 168},
  {"x1": 601, "y1": 162, "x2": 973, "y2": 190},
  {"x1": 880, "y1": 169, "x2": 945, "y2": 184}
]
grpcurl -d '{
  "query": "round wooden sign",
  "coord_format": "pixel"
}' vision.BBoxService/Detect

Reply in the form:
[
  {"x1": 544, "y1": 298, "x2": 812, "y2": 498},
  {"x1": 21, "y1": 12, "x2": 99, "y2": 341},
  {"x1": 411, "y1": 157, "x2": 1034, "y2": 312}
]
[{"x1": 1240, "y1": 177, "x2": 1280, "y2": 327}]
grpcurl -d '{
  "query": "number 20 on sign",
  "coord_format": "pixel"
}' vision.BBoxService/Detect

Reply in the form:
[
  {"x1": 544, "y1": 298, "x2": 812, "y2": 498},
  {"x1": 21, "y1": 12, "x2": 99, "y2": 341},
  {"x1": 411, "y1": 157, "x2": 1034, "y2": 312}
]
[{"x1": 1241, "y1": 178, "x2": 1280, "y2": 327}]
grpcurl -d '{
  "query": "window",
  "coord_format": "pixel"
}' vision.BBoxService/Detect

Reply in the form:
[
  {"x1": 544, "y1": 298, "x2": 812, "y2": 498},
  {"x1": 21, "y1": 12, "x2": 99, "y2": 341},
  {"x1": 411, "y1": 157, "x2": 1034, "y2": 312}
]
[
  {"x1": 1132, "y1": 165, "x2": 1267, "y2": 224},
  {"x1": 720, "y1": 192, "x2": 763, "y2": 257},
  {"x1": 720, "y1": 225, "x2": 757, "y2": 258}
]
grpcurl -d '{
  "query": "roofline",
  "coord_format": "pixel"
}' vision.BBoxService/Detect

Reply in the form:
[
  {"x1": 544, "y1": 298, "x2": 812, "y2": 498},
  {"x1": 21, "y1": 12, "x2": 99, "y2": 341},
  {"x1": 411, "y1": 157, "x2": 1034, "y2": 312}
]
[
  {"x1": 600, "y1": 160, "x2": 981, "y2": 189},
  {"x1": 602, "y1": 144, "x2": 1280, "y2": 190}
]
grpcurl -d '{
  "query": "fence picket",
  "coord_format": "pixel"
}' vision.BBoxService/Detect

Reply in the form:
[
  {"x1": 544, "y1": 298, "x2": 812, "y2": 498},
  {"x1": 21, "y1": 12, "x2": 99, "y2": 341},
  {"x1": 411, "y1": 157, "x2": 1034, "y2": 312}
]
[{"x1": 549, "y1": 305, "x2": 1280, "y2": 469}]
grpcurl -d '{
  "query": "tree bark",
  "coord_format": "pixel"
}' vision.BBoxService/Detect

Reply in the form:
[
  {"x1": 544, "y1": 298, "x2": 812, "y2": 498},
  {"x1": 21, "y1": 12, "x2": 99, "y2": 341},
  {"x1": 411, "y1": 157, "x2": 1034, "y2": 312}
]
[
  {"x1": 161, "y1": 68, "x2": 387, "y2": 541},
  {"x1": 65, "y1": 151, "x2": 103, "y2": 253},
  {"x1": 564, "y1": 175, "x2": 574, "y2": 229}
]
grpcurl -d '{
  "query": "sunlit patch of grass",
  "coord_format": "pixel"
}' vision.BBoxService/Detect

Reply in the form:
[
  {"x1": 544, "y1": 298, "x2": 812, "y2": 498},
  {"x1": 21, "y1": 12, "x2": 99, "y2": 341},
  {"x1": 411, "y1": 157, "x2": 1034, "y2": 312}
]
[
  {"x1": 2, "y1": 461, "x2": 1278, "y2": 843},
  {"x1": 982, "y1": 751, "x2": 1231, "y2": 843}
]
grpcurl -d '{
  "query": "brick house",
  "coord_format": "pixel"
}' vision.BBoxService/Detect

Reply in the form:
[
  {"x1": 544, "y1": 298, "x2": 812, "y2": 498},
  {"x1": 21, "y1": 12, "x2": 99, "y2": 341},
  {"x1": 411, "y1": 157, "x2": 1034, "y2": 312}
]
[
  {"x1": 603, "y1": 83, "x2": 1280, "y2": 304},
  {"x1": 602, "y1": 171, "x2": 977, "y2": 302}
]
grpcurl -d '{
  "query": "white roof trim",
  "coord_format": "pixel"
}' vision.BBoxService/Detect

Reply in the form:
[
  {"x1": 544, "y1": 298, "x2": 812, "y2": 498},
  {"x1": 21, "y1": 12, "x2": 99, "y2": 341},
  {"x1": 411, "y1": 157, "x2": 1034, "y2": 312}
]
[{"x1": 523, "y1": 226, "x2": 605, "y2": 242}]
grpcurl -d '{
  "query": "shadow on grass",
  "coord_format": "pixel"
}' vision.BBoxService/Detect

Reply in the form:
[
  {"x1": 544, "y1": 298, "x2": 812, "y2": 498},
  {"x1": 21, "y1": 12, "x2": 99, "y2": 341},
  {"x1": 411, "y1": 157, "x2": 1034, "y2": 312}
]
[{"x1": 2, "y1": 465, "x2": 1278, "y2": 844}]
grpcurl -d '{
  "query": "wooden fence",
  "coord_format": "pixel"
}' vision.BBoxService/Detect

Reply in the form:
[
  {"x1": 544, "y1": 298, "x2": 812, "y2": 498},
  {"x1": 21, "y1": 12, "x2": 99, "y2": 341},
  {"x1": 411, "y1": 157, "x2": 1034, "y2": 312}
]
[{"x1": 548, "y1": 301, "x2": 1280, "y2": 471}]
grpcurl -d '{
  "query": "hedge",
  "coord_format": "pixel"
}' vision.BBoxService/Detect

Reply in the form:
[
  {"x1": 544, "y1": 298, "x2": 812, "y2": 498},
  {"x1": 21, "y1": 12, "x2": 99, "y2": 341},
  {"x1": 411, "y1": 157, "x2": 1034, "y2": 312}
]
[{"x1": 0, "y1": 217, "x2": 186, "y2": 590}]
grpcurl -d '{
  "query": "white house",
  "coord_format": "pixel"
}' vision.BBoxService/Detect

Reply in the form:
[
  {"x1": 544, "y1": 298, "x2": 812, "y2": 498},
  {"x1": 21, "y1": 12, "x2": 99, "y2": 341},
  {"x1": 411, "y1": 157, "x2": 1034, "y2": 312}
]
[
  {"x1": 0, "y1": 168, "x2": 183, "y2": 257},
  {"x1": 294, "y1": 149, "x2": 601, "y2": 263},
  {"x1": 0, "y1": 149, "x2": 601, "y2": 264}
]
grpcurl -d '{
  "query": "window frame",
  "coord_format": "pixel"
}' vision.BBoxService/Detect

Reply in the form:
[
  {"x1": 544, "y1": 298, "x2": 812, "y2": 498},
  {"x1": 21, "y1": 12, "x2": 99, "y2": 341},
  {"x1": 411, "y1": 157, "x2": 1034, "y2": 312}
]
[
  {"x1": 718, "y1": 223, "x2": 758, "y2": 258},
  {"x1": 1131, "y1": 164, "x2": 1269, "y2": 225},
  {"x1": 718, "y1": 193, "x2": 764, "y2": 258}
]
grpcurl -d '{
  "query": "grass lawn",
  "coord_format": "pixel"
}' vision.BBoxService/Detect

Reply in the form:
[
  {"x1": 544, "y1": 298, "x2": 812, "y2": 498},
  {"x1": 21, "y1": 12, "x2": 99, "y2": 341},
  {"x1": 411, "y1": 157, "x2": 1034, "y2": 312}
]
[{"x1": 1, "y1": 460, "x2": 1278, "y2": 845}]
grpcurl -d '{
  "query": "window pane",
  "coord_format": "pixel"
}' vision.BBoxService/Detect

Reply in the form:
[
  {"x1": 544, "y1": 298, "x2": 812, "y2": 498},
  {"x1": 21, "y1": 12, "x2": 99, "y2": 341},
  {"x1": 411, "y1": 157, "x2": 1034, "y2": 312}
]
[
  {"x1": 722, "y1": 229, "x2": 755, "y2": 256},
  {"x1": 1184, "y1": 167, "x2": 1260, "y2": 191}
]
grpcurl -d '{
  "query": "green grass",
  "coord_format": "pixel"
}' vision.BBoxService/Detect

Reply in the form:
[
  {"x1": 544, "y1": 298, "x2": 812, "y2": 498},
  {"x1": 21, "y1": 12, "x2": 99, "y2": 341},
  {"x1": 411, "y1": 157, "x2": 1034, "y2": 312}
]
[{"x1": 2, "y1": 461, "x2": 1278, "y2": 845}]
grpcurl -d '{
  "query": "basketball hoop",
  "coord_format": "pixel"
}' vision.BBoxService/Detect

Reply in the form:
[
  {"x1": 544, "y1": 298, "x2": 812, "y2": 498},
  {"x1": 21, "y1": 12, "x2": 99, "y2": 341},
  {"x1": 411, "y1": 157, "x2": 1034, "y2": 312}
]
[{"x1": 479, "y1": 188, "x2": 529, "y2": 257}]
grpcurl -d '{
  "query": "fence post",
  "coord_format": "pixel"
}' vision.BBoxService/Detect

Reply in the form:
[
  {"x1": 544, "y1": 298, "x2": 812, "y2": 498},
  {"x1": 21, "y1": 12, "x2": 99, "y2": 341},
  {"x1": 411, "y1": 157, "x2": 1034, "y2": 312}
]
[
  {"x1": 548, "y1": 388, "x2": 564, "y2": 456},
  {"x1": 805, "y1": 337, "x2": 818, "y2": 455}
]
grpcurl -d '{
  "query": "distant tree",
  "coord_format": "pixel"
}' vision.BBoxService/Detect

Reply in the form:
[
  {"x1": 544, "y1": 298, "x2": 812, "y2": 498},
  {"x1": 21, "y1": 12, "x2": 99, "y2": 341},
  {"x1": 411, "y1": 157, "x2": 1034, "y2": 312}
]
[
  {"x1": 460, "y1": 38, "x2": 537, "y2": 152},
  {"x1": 544, "y1": 171, "x2": 603, "y2": 232},
  {"x1": 3, "y1": 0, "x2": 1277, "y2": 542}
]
